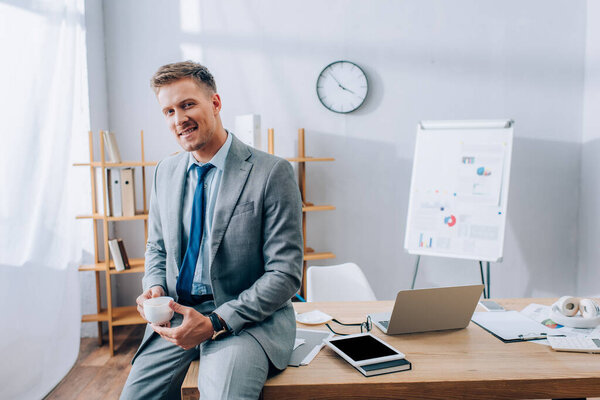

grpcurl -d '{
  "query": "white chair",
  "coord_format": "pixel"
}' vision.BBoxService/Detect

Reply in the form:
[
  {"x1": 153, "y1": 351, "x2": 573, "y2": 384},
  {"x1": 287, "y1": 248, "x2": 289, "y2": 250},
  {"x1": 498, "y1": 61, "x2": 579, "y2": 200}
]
[{"x1": 305, "y1": 263, "x2": 377, "y2": 302}]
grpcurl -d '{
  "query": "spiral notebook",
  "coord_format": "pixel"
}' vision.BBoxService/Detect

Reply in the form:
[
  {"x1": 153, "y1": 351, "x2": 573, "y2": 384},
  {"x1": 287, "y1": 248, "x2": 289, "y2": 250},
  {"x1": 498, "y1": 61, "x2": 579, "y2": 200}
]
[{"x1": 471, "y1": 311, "x2": 557, "y2": 342}]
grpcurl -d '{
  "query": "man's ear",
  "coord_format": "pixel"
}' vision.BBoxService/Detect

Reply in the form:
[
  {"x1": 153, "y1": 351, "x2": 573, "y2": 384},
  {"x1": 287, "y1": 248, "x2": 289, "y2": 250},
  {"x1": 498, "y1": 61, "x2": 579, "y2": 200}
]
[{"x1": 211, "y1": 93, "x2": 222, "y2": 114}]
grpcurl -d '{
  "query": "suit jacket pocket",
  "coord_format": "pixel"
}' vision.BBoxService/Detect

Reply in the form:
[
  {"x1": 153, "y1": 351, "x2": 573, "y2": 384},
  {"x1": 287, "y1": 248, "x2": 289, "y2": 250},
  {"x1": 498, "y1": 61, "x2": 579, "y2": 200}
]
[{"x1": 232, "y1": 201, "x2": 254, "y2": 217}]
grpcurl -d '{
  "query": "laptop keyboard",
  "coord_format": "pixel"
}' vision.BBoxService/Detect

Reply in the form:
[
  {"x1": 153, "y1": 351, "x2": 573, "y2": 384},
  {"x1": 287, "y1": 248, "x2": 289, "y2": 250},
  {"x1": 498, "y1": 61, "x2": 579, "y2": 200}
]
[{"x1": 379, "y1": 320, "x2": 389, "y2": 329}]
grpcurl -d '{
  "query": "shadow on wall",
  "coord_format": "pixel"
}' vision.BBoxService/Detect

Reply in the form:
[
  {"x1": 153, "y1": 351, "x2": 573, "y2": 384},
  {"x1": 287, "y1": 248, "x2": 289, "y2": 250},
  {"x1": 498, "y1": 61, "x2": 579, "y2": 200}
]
[
  {"x1": 506, "y1": 137, "x2": 580, "y2": 297},
  {"x1": 303, "y1": 131, "x2": 414, "y2": 300},
  {"x1": 577, "y1": 137, "x2": 600, "y2": 297},
  {"x1": 303, "y1": 133, "x2": 581, "y2": 299}
]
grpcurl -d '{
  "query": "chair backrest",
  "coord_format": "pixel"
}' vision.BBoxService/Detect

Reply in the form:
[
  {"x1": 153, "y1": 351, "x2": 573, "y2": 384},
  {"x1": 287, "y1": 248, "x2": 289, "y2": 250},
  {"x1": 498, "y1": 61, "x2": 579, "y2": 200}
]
[{"x1": 306, "y1": 263, "x2": 377, "y2": 302}]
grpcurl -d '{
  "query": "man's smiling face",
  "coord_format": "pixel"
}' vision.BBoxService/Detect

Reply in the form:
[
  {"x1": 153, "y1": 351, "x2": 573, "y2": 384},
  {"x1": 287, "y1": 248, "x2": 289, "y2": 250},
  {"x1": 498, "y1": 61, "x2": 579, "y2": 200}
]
[{"x1": 157, "y1": 77, "x2": 222, "y2": 155}]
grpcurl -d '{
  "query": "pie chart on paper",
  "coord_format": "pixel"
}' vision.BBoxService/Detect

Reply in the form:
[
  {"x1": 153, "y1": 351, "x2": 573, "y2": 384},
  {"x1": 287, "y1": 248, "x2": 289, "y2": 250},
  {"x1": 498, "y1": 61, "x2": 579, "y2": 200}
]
[{"x1": 444, "y1": 215, "x2": 457, "y2": 227}]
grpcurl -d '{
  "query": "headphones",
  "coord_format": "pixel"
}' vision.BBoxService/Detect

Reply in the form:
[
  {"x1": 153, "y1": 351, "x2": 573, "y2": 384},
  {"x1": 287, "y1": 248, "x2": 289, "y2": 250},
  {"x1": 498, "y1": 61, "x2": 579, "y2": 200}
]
[{"x1": 551, "y1": 296, "x2": 600, "y2": 328}]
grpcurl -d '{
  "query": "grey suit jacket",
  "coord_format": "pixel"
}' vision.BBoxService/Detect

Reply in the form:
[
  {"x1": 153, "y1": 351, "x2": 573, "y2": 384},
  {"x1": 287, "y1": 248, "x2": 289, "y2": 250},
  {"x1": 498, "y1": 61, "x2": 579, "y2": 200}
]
[{"x1": 138, "y1": 134, "x2": 303, "y2": 369}]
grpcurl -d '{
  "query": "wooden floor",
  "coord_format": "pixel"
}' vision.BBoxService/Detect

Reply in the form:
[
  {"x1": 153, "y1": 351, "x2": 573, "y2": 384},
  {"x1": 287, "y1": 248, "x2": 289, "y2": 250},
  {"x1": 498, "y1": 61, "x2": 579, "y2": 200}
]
[{"x1": 44, "y1": 325, "x2": 145, "y2": 400}]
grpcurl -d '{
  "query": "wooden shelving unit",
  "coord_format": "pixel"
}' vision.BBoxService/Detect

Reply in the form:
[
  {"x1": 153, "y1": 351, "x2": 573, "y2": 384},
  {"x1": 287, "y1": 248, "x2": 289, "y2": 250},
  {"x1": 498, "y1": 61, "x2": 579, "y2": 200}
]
[
  {"x1": 75, "y1": 130, "x2": 156, "y2": 355},
  {"x1": 268, "y1": 128, "x2": 335, "y2": 297}
]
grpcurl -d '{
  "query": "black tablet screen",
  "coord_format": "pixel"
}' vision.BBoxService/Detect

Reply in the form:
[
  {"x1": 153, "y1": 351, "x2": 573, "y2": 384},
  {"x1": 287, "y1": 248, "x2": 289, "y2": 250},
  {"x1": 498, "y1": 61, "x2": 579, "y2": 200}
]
[{"x1": 328, "y1": 335, "x2": 397, "y2": 362}]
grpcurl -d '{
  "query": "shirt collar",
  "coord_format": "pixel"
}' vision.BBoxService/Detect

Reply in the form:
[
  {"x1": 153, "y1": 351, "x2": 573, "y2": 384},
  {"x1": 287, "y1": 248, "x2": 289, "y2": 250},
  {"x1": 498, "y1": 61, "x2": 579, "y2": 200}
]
[{"x1": 187, "y1": 130, "x2": 232, "y2": 172}]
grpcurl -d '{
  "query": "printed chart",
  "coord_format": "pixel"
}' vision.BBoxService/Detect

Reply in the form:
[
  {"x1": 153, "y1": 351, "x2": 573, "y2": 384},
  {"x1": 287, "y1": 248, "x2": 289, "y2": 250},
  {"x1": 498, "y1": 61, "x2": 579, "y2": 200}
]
[{"x1": 404, "y1": 120, "x2": 514, "y2": 262}]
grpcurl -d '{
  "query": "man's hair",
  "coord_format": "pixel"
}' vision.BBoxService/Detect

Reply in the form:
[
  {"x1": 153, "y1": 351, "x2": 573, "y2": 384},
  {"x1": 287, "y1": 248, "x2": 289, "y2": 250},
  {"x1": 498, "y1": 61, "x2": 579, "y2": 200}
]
[{"x1": 150, "y1": 61, "x2": 217, "y2": 94}]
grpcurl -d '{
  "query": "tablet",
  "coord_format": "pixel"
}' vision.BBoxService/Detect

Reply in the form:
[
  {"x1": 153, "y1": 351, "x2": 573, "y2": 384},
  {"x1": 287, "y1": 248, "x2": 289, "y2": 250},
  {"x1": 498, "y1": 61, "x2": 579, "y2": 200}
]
[{"x1": 324, "y1": 332, "x2": 406, "y2": 367}]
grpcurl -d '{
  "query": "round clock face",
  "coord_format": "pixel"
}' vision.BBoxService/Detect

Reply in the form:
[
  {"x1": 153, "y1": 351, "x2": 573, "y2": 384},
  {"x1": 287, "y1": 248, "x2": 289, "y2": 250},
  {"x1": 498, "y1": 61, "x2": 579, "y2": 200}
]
[{"x1": 316, "y1": 61, "x2": 368, "y2": 113}]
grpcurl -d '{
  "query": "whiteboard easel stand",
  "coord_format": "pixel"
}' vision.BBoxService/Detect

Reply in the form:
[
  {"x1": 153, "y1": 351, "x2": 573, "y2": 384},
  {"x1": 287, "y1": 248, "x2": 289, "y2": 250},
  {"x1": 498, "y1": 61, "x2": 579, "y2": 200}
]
[
  {"x1": 410, "y1": 256, "x2": 491, "y2": 299},
  {"x1": 404, "y1": 119, "x2": 514, "y2": 301}
]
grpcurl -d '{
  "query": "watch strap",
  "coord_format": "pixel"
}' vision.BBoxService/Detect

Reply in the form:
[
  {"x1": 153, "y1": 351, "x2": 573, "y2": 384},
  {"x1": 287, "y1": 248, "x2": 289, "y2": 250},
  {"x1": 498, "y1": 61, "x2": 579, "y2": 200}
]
[{"x1": 208, "y1": 312, "x2": 223, "y2": 333}]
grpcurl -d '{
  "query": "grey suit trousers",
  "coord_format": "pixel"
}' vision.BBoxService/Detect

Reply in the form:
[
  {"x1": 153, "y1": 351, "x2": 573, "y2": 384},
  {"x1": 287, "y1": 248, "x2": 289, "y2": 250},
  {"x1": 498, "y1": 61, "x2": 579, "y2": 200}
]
[{"x1": 120, "y1": 314, "x2": 269, "y2": 400}]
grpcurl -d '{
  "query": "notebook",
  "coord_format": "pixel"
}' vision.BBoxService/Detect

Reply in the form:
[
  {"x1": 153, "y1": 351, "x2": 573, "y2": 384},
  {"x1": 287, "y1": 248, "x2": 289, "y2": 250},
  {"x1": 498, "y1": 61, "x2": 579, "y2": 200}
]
[{"x1": 369, "y1": 284, "x2": 484, "y2": 335}]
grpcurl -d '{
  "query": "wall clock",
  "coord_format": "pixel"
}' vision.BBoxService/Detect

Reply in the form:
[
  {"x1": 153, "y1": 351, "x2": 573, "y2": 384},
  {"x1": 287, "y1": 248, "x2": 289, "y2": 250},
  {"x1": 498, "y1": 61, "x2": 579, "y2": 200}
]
[{"x1": 316, "y1": 60, "x2": 368, "y2": 113}]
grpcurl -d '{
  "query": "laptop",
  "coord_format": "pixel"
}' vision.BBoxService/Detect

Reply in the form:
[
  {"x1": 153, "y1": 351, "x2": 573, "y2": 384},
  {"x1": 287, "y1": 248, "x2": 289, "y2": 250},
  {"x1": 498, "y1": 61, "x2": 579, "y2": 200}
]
[{"x1": 368, "y1": 284, "x2": 484, "y2": 335}]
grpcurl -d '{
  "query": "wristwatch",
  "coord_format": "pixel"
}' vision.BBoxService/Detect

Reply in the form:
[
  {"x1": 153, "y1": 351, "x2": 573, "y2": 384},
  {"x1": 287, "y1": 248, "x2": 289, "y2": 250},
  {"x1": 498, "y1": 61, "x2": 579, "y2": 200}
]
[{"x1": 208, "y1": 312, "x2": 230, "y2": 340}]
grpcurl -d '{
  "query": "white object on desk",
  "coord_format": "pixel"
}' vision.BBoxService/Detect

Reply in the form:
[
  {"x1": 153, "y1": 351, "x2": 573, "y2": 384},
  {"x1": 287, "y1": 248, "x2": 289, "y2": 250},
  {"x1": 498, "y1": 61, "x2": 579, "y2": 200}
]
[
  {"x1": 548, "y1": 336, "x2": 600, "y2": 353},
  {"x1": 550, "y1": 306, "x2": 600, "y2": 329},
  {"x1": 295, "y1": 309, "x2": 332, "y2": 325},
  {"x1": 479, "y1": 300, "x2": 505, "y2": 312}
]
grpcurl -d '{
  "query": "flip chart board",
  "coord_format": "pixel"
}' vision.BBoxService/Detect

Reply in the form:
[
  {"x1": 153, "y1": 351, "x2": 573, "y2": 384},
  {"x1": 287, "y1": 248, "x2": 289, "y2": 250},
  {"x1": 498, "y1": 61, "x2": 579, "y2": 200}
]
[{"x1": 404, "y1": 120, "x2": 514, "y2": 262}]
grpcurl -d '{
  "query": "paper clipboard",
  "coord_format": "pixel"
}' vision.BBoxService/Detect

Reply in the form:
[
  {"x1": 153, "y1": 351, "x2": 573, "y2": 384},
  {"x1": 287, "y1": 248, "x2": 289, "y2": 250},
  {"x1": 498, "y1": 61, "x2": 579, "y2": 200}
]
[{"x1": 471, "y1": 311, "x2": 557, "y2": 343}]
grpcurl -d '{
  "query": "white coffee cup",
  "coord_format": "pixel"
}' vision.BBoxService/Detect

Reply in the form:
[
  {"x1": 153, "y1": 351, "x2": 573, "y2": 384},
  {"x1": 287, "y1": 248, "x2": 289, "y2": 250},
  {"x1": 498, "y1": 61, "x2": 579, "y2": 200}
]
[{"x1": 143, "y1": 296, "x2": 174, "y2": 324}]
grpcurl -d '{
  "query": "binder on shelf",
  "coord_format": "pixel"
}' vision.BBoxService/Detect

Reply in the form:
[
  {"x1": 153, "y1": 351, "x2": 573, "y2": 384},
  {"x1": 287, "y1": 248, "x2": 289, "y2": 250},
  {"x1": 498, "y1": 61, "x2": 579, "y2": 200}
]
[
  {"x1": 109, "y1": 168, "x2": 122, "y2": 217},
  {"x1": 234, "y1": 114, "x2": 261, "y2": 149},
  {"x1": 95, "y1": 168, "x2": 111, "y2": 216},
  {"x1": 108, "y1": 238, "x2": 126, "y2": 271},
  {"x1": 102, "y1": 131, "x2": 122, "y2": 163},
  {"x1": 116, "y1": 238, "x2": 130, "y2": 270},
  {"x1": 121, "y1": 168, "x2": 136, "y2": 217}
]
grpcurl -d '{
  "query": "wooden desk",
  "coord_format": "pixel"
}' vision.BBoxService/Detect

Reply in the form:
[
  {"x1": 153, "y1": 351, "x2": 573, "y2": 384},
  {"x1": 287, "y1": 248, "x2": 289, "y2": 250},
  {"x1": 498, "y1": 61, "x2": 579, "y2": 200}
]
[{"x1": 183, "y1": 299, "x2": 600, "y2": 399}]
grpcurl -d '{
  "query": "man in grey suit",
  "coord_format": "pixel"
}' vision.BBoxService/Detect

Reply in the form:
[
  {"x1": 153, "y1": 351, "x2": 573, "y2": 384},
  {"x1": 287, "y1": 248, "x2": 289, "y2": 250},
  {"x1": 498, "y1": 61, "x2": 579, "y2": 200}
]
[{"x1": 120, "y1": 61, "x2": 303, "y2": 400}]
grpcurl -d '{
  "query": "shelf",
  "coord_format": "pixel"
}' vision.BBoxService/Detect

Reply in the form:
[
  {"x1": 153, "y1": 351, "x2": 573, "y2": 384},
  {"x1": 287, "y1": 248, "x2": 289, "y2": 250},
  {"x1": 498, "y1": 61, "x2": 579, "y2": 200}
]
[
  {"x1": 302, "y1": 205, "x2": 335, "y2": 212},
  {"x1": 112, "y1": 306, "x2": 146, "y2": 326},
  {"x1": 76, "y1": 212, "x2": 148, "y2": 221},
  {"x1": 286, "y1": 157, "x2": 334, "y2": 162},
  {"x1": 82, "y1": 306, "x2": 145, "y2": 326},
  {"x1": 109, "y1": 265, "x2": 145, "y2": 275},
  {"x1": 73, "y1": 161, "x2": 157, "y2": 167},
  {"x1": 77, "y1": 130, "x2": 153, "y2": 356},
  {"x1": 304, "y1": 252, "x2": 335, "y2": 261},
  {"x1": 267, "y1": 129, "x2": 336, "y2": 298},
  {"x1": 82, "y1": 309, "x2": 109, "y2": 322},
  {"x1": 79, "y1": 258, "x2": 145, "y2": 273}
]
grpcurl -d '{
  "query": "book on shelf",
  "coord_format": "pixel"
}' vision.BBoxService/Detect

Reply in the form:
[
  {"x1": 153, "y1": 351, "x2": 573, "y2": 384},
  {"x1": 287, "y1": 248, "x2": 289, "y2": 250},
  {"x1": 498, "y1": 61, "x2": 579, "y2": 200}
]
[
  {"x1": 116, "y1": 238, "x2": 131, "y2": 269},
  {"x1": 120, "y1": 168, "x2": 136, "y2": 217},
  {"x1": 102, "y1": 131, "x2": 122, "y2": 163},
  {"x1": 108, "y1": 238, "x2": 130, "y2": 271},
  {"x1": 109, "y1": 168, "x2": 122, "y2": 217},
  {"x1": 108, "y1": 238, "x2": 125, "y2": 271}
]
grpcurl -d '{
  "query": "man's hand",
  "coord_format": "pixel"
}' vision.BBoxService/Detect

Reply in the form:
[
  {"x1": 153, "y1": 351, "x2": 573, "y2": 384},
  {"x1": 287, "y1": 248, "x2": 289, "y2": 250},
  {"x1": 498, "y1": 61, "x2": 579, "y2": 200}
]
[
  {"x1": 136, "y1": 286, "x2": 165, "y2": 321},
  {"x1": 152, "y1": 301, "x2": 214, "y2": 350}
]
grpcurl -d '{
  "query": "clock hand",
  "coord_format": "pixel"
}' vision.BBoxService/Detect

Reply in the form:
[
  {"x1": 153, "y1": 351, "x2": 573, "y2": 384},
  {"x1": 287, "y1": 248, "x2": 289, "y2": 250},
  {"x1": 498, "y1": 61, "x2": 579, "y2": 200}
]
[
  {"x1": 328, "y1": 72, "x2": 343, "y2": 86},
  {"x1": 329, "y1": 73, "x2": 356, "y2": 94}
]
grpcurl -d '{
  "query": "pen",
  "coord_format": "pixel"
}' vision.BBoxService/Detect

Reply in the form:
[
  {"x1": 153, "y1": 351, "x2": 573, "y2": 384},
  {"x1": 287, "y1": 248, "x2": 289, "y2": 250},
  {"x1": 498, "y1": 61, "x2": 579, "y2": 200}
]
[{"x1": 517, "y1": 333, "x2": 566, "y2": 340}]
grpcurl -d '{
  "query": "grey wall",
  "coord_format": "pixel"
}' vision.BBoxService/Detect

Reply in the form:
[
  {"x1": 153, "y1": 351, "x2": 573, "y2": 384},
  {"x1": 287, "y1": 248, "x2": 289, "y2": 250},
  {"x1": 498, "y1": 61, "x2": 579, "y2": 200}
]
[
  {"x1": 83, "y1": 0, "x2": 589, "y2": 326},
  {"x1": 578, "y1": 1, "x2": 600, "y2": 297}
]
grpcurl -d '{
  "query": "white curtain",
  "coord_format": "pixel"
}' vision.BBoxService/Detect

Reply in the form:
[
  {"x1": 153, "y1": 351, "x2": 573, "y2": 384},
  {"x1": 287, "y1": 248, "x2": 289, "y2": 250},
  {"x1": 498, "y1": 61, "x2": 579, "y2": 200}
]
[{"x1": 0, "y1": 0, "x2": 91, "y2": 398}]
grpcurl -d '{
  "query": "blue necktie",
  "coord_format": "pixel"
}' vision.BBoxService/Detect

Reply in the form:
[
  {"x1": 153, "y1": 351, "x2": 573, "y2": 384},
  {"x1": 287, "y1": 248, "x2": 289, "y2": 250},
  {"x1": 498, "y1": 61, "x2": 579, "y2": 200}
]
[{"x1": 177, "y1": 163, "x2": 214, "y2": 305}]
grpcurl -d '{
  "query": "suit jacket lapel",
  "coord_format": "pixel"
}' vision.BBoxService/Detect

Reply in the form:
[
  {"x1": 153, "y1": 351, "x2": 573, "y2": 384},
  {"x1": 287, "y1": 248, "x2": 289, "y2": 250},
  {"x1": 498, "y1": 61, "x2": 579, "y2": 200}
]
[
  {"x1": 209, "y1": 136, "x2": 253, "y2": 268},
  {"x1": 167, "y1": 153, "x2": 189, "y2": 270}
]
